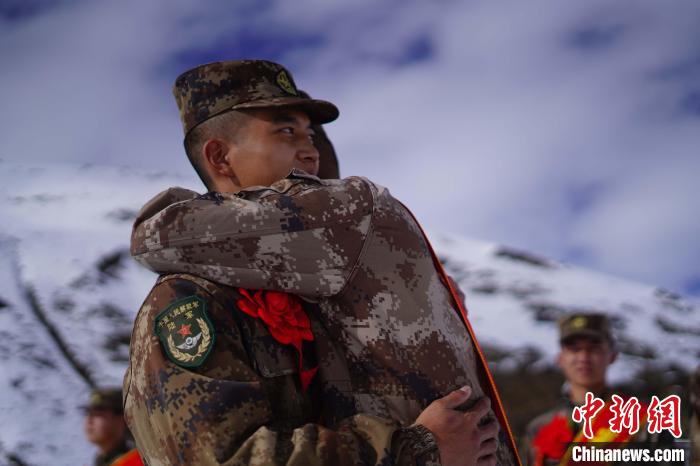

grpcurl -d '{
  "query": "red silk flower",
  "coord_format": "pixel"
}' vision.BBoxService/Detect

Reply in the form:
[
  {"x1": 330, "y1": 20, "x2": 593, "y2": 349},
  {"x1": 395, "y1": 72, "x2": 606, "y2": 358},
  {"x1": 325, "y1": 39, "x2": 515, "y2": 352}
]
[
  {"x1": 532, "y1": 414, "x2": 574, "y2": 462},
  {"x1": 237, "y1": 289, "x2": 318, "y2": 391}
]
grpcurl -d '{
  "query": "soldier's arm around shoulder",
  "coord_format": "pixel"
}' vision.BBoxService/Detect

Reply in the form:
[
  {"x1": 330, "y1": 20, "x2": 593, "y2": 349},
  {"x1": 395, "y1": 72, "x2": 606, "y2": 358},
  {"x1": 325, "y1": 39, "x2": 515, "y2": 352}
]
[
  {"x1": 129, "y1": 178, "x2": 376, "y2": 298},
  {"x1": 124, "y1": 275, "x2": 439, "y2": 466}
]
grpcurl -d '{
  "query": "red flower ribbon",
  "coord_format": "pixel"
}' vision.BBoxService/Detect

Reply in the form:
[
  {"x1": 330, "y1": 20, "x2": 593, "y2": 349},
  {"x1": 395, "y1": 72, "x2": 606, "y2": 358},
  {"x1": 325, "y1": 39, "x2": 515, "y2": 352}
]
[
  {"x1": 532, "y1": 414, "x2": 574, "y2": 463},
  {"x1": 237, "y1": 289, "x2": 318, "y2": 391}
]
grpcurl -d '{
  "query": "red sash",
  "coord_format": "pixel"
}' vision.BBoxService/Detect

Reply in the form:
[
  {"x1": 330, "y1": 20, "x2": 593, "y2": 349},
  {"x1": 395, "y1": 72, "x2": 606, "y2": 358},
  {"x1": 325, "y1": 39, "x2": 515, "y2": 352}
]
[
  {"x1": 533, "y1": 401, "x2": 648, "y2": 466},
  {"x1": 401, "y1": 202, "x2": 522, "y2": 466},
  {"x1": 110, "y1": 449, "x2": 144, "y2": 466}
]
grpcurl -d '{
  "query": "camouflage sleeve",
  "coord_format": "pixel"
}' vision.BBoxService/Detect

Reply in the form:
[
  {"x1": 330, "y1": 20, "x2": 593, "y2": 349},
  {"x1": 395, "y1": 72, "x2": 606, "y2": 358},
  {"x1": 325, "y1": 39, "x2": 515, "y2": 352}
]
[
  {"x1": 124, "y1": 278, "x2": 440, "y2": 466},
  {"x1": 130, "y1": 178, "x2": 373, "y2": 298}
]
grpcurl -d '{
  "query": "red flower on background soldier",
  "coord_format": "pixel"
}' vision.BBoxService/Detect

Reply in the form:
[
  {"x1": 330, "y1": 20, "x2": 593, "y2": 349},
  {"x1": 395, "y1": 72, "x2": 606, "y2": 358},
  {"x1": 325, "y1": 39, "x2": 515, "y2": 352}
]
[
  {"x1": 237, "y1": 289, "x2": 318, "y2": 390},
  {"x1": 532, "y1": 414, "x2": 573, "y2": 461}
]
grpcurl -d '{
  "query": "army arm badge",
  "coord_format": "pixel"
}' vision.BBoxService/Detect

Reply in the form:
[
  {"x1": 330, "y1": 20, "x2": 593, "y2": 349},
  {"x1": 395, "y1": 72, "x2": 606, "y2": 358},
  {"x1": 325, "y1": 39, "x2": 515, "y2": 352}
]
[{"x1": 155, "y1": 296, "x2": 215, "y2": 368}]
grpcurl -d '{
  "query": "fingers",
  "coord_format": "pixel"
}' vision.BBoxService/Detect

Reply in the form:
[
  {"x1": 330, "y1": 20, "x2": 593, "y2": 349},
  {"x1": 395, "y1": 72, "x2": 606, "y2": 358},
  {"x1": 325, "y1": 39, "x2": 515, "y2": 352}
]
[
  {"x1": 479, "y1": 418, "x2": 499, "y2": 441},
  {"x1": 478, "y1": 419, "x2": 499, "y2": 459},
  {"x1": 479, "y1": 438, "x2": 498, "y2": 457},
  {"x1": 438, "y1": 385, "x2": 472, "y2": 409},
  {"x1": 463, "y1": 396, "x2": 491, "y2": 425}
]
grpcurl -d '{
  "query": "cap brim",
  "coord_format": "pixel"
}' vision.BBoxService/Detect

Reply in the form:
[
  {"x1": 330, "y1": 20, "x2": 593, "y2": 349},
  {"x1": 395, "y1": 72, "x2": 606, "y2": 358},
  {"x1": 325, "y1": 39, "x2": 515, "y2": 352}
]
[
  {"x1": 232, "y1": 97, "x2": 339, "y2": 124},
  {"x1": 80, "y1": 404, "x2": 123, "y2": 413},
  {"x1": 560, "y1": 330, "x2": 605, "y2": 345}
]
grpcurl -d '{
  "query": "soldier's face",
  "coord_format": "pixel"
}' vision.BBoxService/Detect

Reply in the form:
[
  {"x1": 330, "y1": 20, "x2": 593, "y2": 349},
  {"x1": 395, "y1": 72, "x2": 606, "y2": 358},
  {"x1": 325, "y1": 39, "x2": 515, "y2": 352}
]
[
  {"x1": 557, "y1": 337, "x2": 616, "y2": 390},
  {"x1": 224, "y1": 108, "x2": 320, "y2": 188},
  {"x1": 84, "y1": 409, "x2": 126, "y2": 446}
]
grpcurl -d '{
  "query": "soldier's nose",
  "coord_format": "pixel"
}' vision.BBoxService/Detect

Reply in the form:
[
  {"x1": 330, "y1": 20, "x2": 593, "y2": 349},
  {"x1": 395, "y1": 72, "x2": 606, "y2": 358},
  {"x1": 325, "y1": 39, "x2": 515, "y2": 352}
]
[{"x1": 298, "y1": 144, "x2": 320, "y2": 162}]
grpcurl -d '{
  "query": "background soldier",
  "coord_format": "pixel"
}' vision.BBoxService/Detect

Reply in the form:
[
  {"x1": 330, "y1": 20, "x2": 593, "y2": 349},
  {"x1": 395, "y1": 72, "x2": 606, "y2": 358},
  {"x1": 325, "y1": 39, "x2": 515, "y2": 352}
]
[
  {"x1": 82, "y1": 387, "x2": 142, "y2": 466},
  {"x1": 523, "y1": 313, "x2": 675, "y2": 465}
]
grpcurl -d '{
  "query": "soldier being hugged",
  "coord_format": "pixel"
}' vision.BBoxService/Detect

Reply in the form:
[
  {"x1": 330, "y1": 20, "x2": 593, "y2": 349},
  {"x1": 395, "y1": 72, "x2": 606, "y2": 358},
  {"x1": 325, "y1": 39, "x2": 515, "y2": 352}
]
[{"x1": 124, "y1": 60, "x2": 521, "y2": 466}]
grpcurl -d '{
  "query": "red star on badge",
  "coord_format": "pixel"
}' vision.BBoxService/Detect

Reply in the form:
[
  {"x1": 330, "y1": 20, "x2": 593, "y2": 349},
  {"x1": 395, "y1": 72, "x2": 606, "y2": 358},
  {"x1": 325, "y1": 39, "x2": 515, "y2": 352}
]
[{"x1": 177, "y1": 324, "x2": 192, "y2": 337}]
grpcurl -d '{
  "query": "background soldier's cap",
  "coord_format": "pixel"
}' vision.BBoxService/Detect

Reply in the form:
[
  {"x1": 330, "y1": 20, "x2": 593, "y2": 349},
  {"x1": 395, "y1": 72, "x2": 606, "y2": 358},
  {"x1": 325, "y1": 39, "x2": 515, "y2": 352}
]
[
  {"x1": 173, "y1": 60, "x2": 339, "y2": 136},
  {"x1": 558, "y1": 313, "x2": 613, "y2": 345},
  {"x1": 80, "y1": 387, "x2": 123, "y2": 414}
]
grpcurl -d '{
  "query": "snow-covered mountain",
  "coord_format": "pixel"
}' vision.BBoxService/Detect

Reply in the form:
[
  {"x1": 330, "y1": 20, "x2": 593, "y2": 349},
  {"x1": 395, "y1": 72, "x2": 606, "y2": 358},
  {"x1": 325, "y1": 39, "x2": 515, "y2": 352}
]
[
  {"x1": 1, "y1": 161, "x2": 697, "y2": 465},
  {"x1": 432, "y1": 234, "x2": 699, "y2": 383}
]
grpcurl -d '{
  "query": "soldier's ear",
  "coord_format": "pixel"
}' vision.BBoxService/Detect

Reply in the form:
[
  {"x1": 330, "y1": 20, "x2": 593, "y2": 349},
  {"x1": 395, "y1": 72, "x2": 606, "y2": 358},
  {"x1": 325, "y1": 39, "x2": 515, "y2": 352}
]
[{"x1": 203, "y1": 138, "x2": 236, "y2": 178}]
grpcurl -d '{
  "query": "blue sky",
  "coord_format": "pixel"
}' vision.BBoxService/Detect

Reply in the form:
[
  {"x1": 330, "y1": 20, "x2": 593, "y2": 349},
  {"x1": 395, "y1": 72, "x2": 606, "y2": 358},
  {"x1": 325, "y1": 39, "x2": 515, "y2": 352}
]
[{"x1": 1, "y1": 0, "x2": 699, "y2": 296}]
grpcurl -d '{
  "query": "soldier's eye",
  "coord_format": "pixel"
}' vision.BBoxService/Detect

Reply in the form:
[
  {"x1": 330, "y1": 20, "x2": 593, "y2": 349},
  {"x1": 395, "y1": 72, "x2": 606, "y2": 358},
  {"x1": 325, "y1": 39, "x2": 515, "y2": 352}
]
[{"x1": 280, "y1": 127, "x2": 294, "y2": 134}]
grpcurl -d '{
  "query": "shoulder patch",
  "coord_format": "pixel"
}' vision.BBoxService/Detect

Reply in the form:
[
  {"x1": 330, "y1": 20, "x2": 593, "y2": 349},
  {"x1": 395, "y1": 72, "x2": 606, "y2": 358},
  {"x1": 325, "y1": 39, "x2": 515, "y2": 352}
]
[{"x1": 154, "y1": 295, "x2": 215, "y2": 368}]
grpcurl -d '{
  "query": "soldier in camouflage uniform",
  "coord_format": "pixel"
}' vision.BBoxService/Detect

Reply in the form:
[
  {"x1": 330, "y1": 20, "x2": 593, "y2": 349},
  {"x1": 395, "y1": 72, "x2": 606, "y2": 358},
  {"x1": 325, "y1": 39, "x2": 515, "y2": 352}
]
[
  {"x1": 83, "y1": 388, "x2": 143, "y2": 466},
  {"x1": 522, "y1": 313, "x2": 675, "y2": 466},
  {"x1": 124, "y1": 60, "x2": 520, "y2": 465}
]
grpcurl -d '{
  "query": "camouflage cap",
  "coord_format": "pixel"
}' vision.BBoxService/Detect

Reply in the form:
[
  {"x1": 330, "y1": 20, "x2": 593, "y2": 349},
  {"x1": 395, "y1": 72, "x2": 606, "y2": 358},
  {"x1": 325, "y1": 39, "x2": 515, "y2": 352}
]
[
  {"x1": 81, "y1": 387, "x2": 123, "y2": 414},
  {"x1": 558, "y1": 313, "x2": 613, "y2": 345},
  {"x1": 173, "y1": 60, "x2": 339, "y2": 136}
]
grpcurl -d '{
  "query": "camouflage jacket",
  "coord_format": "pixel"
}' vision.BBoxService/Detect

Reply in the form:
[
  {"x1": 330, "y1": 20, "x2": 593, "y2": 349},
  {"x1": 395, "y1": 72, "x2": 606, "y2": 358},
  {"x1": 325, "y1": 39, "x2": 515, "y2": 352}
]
[
  {"x1": 522, "y1": 391, "x2": 676, "y2": 466},
  {"x1": 124, "y1": 272, "x2": 438, "y2": 465},
  {"x1": 128, "y1": 170, "x2": 520, "y2": 465}
]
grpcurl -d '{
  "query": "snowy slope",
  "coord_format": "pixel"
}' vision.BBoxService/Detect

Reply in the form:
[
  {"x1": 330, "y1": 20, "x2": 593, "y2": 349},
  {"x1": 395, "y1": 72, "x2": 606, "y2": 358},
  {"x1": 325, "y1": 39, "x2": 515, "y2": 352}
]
[
  {"x1": 0, "y1": 160, "x2": 697, "y2": 464},
  {"x1": 0, "y1": 238, "x2": 89, "y2": 465},
  {"x1": 431, "y1": 234, "x2": 699, "y2": 384},
  {"x1": 0, "y1": 162, "x2": 181, "y2": 465}
]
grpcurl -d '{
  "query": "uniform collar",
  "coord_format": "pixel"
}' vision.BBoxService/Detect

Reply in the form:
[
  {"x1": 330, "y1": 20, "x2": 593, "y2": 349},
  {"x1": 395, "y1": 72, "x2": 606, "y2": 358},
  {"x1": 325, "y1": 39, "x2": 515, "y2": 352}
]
[
  {"x1": 235, "y1": 169, "x2": 323, "y2": 196},
  {"x1": 284, "y1": 168, "x2": 323, "y2": 183}
]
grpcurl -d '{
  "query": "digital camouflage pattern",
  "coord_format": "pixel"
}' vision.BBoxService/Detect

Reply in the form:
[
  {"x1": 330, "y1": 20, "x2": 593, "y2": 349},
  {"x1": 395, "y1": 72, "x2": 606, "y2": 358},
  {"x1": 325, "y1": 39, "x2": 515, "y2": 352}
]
[
  {"x1": 173, "y1": 60, "x2": 339, "y2": 135},
  {"x1": 127, "y1": 170, "x2": 520, "y2": 465},
  {"x1": 125, "y1": 272, "x2": 439, "y2": 465}
]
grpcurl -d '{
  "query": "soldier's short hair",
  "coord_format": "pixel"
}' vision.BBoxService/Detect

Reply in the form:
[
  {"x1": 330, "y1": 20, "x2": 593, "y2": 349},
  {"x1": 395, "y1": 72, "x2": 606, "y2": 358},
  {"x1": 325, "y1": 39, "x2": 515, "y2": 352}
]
[{"x1": 184, "y1": 110, "x2": 250, "y2": 190}]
